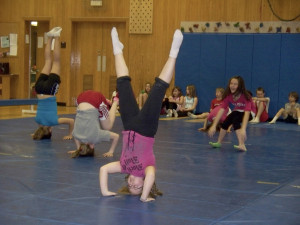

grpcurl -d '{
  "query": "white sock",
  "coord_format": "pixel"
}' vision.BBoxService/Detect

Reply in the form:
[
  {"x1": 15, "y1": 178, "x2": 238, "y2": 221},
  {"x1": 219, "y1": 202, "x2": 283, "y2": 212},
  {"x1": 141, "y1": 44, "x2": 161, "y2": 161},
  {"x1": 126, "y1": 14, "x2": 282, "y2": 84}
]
[
  {"x1": 111, "y1": 27, "x2": 124, "y2": 55},
  {"x1": 169, "y1": 29, "x2": 183, "y2": 58}
]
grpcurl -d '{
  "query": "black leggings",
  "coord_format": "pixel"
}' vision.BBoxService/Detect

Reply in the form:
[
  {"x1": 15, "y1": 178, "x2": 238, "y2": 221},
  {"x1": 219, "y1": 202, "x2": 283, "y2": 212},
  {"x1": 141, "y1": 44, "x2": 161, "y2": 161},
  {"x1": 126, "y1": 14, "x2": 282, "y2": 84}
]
[
  {"x1": 162, "y1": 98, "x2": 177, "y2": 110},
  {"x1": 221, "y1": 111, "x2": 252, "y2": 130},
  {"x1": 117, "y1": 76, "x2": 169, "y2": 137}
]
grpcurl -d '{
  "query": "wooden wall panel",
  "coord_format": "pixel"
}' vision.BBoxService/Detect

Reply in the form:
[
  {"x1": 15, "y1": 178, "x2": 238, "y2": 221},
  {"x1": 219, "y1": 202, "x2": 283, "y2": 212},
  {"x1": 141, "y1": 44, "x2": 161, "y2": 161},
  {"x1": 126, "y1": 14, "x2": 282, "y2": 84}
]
[{"x1": 0, "y1": 0, "x2": 299, "y2": 103}]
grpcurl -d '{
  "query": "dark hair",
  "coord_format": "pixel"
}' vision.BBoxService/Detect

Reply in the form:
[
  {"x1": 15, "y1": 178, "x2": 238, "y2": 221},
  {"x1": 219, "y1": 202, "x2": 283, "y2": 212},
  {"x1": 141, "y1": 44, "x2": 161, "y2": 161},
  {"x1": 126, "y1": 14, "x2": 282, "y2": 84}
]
[
  {"x1": 247, "y1": 90, "x2": 253, "y2": 97},
  {"x1": 32, "y1": 126, "x2": 52, "y2": 140},
  {"x1": 172, "y1": 86, "x2": 182, "y2": 97},
  {"x1": 223, "y1": 76, "x2": 251, "y2": 100},
  {"x1": 118, "y1": 175, "x2": 163, "y2": 198},
  {"x1": 144, "y1": 82, "x2": 152, "y2": 94},
  {"x1": 289, "y1": 91, "x2": 299, "y2": 102}
]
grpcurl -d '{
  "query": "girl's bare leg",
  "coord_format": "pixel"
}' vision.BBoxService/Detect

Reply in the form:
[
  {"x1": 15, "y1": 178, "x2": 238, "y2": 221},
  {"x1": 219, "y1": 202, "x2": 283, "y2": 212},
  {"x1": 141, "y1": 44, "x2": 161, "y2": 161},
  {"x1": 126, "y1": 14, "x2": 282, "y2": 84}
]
[
  {"x1": 269, "y1": 108, "x2": 284, "y2": 124},
  {"x1": 235, "y1": 129, "x2": 247, "y2": 151},
  {"x1": 50, "y1": 37, "x2": 61, "y2": 75},
  {"x1": 41, "y1": 37, "x2": 53, "y2": 74}
]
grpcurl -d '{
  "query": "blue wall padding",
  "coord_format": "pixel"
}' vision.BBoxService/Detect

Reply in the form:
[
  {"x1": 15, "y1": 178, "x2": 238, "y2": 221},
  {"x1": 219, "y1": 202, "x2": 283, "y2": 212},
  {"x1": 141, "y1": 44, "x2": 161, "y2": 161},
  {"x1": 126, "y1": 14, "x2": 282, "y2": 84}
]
[
  {"x1": 226, "y1": 35, "x2": 253, "y2": 86},
  {"x1": 175, "y1": 33, "x2": 300, "y2": 117},
  {"x1": 251, "y1": 34, "x2": 281, "y2": 116},
  {"x1": 279, "y1": 35, "x2": 300, "y2": 109}
]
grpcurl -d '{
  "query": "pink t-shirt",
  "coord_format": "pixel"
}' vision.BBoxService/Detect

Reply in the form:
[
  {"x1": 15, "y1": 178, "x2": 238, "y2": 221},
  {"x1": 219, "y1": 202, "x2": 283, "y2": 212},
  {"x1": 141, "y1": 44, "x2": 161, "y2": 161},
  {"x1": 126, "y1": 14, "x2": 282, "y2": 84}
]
[
  {"x1": 221, "y1": 94, "x2": 252, "y2": 112},
  {"x1": 120, "y1": 131, "x2": 155, "y2": 177}
]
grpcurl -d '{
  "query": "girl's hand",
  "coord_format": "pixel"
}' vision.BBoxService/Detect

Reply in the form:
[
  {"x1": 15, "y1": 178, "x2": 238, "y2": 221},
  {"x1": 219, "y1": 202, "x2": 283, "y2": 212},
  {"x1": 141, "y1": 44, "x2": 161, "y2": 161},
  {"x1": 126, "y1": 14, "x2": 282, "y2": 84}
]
[
  {"x1": 102, "y1": 191, "x2": 117, "y2": 197},
  {"x1": 63, "y1": 135, "x2": 73, "y2": 140},
  {"x1": 103, "y1": 152, "x2": 113, "y2": 158},
  {"x1": 140, "y1": 197, "x2": 155, "y2": 202}
]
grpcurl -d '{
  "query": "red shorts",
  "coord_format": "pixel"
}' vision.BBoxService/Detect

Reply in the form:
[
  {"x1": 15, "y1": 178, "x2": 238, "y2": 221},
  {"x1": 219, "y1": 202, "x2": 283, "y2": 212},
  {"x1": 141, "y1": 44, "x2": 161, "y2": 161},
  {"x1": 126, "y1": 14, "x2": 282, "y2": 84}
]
[{"x1": 257, "y1": 102, "x2": 269, "y2": 122}]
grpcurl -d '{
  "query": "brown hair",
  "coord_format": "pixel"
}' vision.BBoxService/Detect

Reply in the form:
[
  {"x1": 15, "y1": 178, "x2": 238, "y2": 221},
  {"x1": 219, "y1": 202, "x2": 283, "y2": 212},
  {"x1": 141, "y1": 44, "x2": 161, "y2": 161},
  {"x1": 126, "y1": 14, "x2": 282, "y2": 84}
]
[
  {"x1": 32, "y1": 126, "x2": 52, "y2": 140},
  {"x1": 289, "y1": 91, "x2": 299, "y2": 102},
  {"x1": 223, "y1": 76, "x2": 251, "y2": 101},
  {"x1": 118, "y1": 175, "x2": 163, "y2": 198},
  {"x1": 256, "y1": 87, "x2": 265, "y2": 93},
  {"x1": 71, "y1": 144, "x2": 94, "y2": 158},
  {"x1": 172, "y1": 86, "x2": 182, "y2": 97},
  {"x1": 216, "y1": 87, "x2": 225, "y2": 94},
  {"x1": 186, "y1": 85, "x2": 197, "y2": 98}
]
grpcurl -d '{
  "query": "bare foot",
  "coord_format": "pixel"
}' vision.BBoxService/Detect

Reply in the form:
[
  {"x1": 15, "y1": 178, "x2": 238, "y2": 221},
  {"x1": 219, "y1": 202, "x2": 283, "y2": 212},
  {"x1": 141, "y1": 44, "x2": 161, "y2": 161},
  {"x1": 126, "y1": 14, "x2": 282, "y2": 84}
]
[{"x1": 234, "y1": 145, "x2": 247, "y2": 152}]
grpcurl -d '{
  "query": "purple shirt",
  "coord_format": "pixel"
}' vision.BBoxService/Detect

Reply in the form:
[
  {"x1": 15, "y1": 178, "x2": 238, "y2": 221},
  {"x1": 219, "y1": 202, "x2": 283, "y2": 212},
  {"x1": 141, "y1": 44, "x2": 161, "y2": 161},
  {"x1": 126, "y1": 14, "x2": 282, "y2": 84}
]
[{"x1": 222, "y1": 93, "x2": 252, "y2": 112}]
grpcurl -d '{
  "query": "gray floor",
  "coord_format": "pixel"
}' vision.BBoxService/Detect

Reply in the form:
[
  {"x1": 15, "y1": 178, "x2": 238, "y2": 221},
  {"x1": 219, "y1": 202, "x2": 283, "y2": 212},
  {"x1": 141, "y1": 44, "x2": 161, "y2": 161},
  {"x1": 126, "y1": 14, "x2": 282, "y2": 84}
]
[{"x1": 0, "y1": 116, "x2": 299, "y2": 225}]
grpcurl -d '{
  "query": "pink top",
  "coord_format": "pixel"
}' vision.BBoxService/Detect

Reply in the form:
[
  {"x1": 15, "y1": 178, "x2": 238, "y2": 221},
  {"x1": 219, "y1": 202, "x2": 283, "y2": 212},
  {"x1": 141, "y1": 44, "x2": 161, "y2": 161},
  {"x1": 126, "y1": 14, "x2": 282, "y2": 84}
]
[
  {"x1": 221, "y1": 93, "x2": 252, "y2": 112},
  {"x1": 120, "y1": 131, "x2": 155, "y2": 177}
]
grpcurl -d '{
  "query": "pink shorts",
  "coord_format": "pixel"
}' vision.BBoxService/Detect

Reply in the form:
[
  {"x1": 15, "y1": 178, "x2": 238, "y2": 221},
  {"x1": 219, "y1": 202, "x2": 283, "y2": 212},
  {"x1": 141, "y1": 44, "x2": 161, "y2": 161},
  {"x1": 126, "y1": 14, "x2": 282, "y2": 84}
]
[{"x1": 208, "y1": 105, "x2": 229, "y2": 123}]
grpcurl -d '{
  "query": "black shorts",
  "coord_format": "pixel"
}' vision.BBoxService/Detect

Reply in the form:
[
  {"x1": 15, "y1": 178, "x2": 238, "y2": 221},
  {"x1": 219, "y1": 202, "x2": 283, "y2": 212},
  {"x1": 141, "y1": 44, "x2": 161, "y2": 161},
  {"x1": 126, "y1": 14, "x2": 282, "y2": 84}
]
[{"x1": 35, "y1": 73, "x2": 61, "y2": 95}]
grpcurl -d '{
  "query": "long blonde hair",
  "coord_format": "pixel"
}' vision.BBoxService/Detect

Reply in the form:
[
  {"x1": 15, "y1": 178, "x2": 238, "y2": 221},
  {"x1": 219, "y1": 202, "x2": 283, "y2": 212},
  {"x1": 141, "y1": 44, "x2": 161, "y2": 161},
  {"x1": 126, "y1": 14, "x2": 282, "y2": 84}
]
[
  {"x1": 118, "y1": 175, "x2": 163, "y2": 198},
  {"x1": 186, "y1": 85, "x2": 197, "y2": 97}
]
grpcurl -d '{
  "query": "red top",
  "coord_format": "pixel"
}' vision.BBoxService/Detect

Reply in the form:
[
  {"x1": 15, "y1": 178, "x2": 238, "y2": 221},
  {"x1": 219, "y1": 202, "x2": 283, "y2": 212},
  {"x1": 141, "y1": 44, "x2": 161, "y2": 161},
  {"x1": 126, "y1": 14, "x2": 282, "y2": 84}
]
[{"x1": 77, "y1": 90, "x2": 110, "y2": 120}]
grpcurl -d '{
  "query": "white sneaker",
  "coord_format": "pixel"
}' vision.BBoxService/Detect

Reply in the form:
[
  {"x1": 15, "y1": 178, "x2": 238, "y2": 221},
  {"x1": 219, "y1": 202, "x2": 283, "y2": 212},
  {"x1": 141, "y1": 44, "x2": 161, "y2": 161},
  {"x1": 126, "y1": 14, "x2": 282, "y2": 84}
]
[
  {"x1": 173, "y1": 109, "x2": 178, "y2": 118},
  {"x1": 166, "y1": 109, "x2": 172, "y2": 117},
  {"x1": 47, "y1": 27, "x2": 62, "y2": 37}
]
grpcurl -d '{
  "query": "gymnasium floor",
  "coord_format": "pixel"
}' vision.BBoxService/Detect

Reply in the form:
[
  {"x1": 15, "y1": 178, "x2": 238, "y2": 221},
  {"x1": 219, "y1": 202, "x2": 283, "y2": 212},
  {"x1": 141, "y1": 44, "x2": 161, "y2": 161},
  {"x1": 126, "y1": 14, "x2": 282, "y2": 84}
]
[{"x1": 0, "y1": 107, "x2": 299, "y2": 225}]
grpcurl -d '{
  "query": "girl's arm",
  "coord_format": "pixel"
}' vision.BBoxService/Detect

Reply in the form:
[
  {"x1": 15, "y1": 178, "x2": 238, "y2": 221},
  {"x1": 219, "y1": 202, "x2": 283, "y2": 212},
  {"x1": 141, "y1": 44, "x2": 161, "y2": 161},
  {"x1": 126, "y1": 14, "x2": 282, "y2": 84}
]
[
  {"x1": 140, "y1": 166, "x2": 155, "y2": 202},
  {"x1": 177, "y1": 96, "x2": 184, "y2": 105},
  {"x1": 252, "y1": 97, "x2": 269, "y2": 102},
  {"x1": 99, "y1": 161, "x2": 121, "y2": 196},
  {"x1": 191, "y1": 97, "x2": 198, "y2": 111},
  {"x1": 58, "y1": 118, "x2": 74, "y2": 140}
]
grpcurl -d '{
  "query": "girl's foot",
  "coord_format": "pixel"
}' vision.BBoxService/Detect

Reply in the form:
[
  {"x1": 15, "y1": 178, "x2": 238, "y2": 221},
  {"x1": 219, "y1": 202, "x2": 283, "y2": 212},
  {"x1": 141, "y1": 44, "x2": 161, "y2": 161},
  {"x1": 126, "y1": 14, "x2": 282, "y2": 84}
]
[
  {"x1": 188, "y1": 112, "x2": 197, "y2": 119},
  {"x1": 209, "y1": 142, "x2": 221, "y2": 148},
  {"x1": 47, "y1": 27, "x2": 62, "y2": 37},
  {"x1": 169, "y1": 29, "x2": 183, "y2": 58},
  {"x1": 173, "y1": 109, "x2": 178, "y2": 118},
  {"x1": 249, "y1": 117, "x2": 260, "y2": 123},
  {"x1": 234, "y1": 145, "x2": 247, "y2": 152},
  {"x1": 111, "y1": 27, "x2": 124, "y2": 55},
  {"x1": 166, "y1": 109, "x2": 172, "y2": 117}
]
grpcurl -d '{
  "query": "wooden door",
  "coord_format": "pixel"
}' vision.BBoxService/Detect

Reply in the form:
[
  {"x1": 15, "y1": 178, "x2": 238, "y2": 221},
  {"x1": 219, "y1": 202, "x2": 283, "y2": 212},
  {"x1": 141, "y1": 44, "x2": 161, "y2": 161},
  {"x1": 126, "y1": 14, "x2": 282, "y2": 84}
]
[{"x1": 71, "y1": 22, "x2": 126, "y2": 103}]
